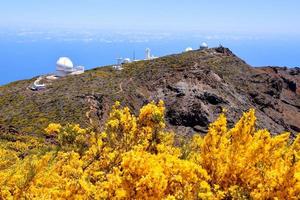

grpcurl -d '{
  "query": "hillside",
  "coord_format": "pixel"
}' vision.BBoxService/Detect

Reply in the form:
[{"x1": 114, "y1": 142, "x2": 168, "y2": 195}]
[{"x1": 0, "y1": 46, "x2": 299, "y2": 139}]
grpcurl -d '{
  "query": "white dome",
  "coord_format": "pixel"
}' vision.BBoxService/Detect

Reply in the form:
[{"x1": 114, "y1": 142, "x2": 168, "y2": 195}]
[
  {"x1": 56, "y1": 57, "x2": 74, "y2": 69},
  {"x1": 185, "y1": 47, "x2": 193, "y2": 52},
  {"x1": 122, "y1": 58, "x2": 131, "y2": 63},
  {"x1": 200, "y1": 42, "x2": 208, "y2": 48}
]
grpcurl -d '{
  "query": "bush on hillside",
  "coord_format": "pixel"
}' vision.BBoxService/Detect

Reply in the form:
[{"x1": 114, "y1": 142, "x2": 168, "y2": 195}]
[{"x1": 0, "y1": 101, "x2": 299, "y2": 199}]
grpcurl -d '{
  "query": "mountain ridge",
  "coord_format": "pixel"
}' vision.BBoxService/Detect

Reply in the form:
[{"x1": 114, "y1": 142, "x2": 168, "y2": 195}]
[{"x1": 0, "y1": 47, "x2": 299, "y2": 137}]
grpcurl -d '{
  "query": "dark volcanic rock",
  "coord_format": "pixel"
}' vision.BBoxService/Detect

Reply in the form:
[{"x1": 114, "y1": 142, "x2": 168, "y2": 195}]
[
  {"x1": 252, "y1": 93, "x2": 273, "y2": 108},
  {"x1": 215, "y1": 46, "x2": 234, "y2": 56},
  {"x1": 166, "y1": 102, "x2": 210, "y2": 128},
  {"x1": 201, "y1": 92, "x2": 226, "y2": 105},
  {"x1": 283, "y1": 77, "x2": 297, "y2": 92},
  {"x1": 267, "y1": 78, "x2": 283, "y2": 98}
]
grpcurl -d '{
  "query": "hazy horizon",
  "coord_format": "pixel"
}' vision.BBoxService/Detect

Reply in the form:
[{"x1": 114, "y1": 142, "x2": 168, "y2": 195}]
[
  {"x1": 1, "y1": 0, "x2": 300, "y2": 35},
  {"x1": 0, "y1": 1, "x2": 299, "y2": 85}
]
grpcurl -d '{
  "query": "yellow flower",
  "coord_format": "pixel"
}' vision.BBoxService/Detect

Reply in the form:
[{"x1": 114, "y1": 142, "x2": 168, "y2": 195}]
[
  {"x1": 44, "y1": 123, "x2": 62, "y2": 136},
  {"x1": 1, "y1": 101, "x2": 300, "y2": 200}
]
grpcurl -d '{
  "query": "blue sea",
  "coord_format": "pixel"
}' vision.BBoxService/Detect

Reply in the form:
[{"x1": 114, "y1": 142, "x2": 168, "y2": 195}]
[{"x1": 0, "y1": 29, "x2": 299, "y2": 85}]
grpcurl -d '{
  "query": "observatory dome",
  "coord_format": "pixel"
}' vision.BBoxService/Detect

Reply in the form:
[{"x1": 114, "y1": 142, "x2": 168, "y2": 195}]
[
  {"x1": 200, "y1": 42, "x2": 208, "y2": 49},
  {"x1": 185, "y1": 47, "x2": 193, "y2": 52},
  {"x1": 56, "y1": 57, "x2": 74, "y2": 70}
]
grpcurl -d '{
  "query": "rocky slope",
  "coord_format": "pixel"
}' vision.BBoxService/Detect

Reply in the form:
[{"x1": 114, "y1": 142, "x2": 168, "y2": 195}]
[{"x1": 0, "y1": 47, "x2": 299, "y2": 137}]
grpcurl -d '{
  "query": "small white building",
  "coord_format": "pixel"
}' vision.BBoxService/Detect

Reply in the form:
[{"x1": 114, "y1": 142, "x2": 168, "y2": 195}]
[
  {"x1": 185, "y1": 47, "x2": 193, "y2": 52},
  {"x1": 112, "y1": 65, "x2": 123, "y2": 70},
  {"x1": 112, "y1": 58, "x2": 124, "y2": 70},
  {"x1": 112, "y1": 48, "x2": 158, "y2": 71},
  {"x1": 200, "y1": 42, "x2": 208, "y2": 50},
  {"x1": 29, "y1": 77, "x2": 46, "y2": 91},
  {"x1": 56, "y1": 57, "x2": 84, "y2": 77}
]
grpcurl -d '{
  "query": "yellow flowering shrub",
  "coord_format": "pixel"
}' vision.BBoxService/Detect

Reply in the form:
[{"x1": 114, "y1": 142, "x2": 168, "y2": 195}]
[
  {"x1": 45, "y1": 123, "x2": 91, "y2": 153},
  {"x1": 189, "y1": 109, "x2": 300, "y2": 199},
  {"x1": 0, "y1": 101, "x2": 299, "y2": 199},
  {"x1": 44, "y1": 123, "x2": 62, "y2": 136}
]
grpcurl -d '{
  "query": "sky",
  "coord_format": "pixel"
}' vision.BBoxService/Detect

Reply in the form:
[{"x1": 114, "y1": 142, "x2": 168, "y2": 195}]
[
  {"x1": 0, "y1": 1, "x2": 299, "y2": 85},
  {"x1": 0, "y1": 0, "x2": 300, "y2": 36}
]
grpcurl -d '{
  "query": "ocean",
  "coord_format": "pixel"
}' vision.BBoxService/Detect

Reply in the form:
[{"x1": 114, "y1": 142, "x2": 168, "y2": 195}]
[{"x1": 0, "y1": 30, "x2": 299, "y2": 85}]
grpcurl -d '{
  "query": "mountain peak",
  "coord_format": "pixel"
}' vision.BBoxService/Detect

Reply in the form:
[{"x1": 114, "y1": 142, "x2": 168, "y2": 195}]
[{"x1": 0, "y1": 48, "x2": 299, "y2": 136}]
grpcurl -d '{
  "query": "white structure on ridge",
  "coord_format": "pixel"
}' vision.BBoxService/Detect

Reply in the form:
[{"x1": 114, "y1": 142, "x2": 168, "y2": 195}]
[
  {"x1": 200, "y1": 42, "x2": 208, "y2": 50},
  {"x1": 56, "y1": 57, "x2": 85, "y2": 77},
  {"x1": 145, "y1": 48, "x2": 157, "y2": 60},
  {"x1": 112, "y1": 48, "x2": 158, "y2": 71},
  {"x1": 117, "y1": 58, "x2": 123, "y2": 65},
  {"x1": 145, "y1": 48, "x2": 151, "y2": 60},
  {"x1": 122, "y1": 58, "x2": 131, "y2": 64},
  {"x1": 185, "y1": 47, "x2": 193, "y2": 52},
  {"x1": 29, "y1": 77, "x2": 46, "y2": 91},
  {"x1": 112, "y1": 58, "x2": 125, "y2": 70}
]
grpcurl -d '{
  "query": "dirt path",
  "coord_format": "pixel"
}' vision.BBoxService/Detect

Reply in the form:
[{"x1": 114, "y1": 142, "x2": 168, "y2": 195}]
[
  {"x1": 115, "y1": 77, "x2": 133, "y2": 94},
  {"x1": 85, "y1": 76, "x2": 134, "y2": 127}
]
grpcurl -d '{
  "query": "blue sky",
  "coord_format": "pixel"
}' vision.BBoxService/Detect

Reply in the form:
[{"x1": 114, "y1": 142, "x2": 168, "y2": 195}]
[
  {"x1": 0, "y1": 1, "x2": 299, "y2": 85},
  {"x1": 0, "y1": 0, "x2": 299, "y2": 36}
]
